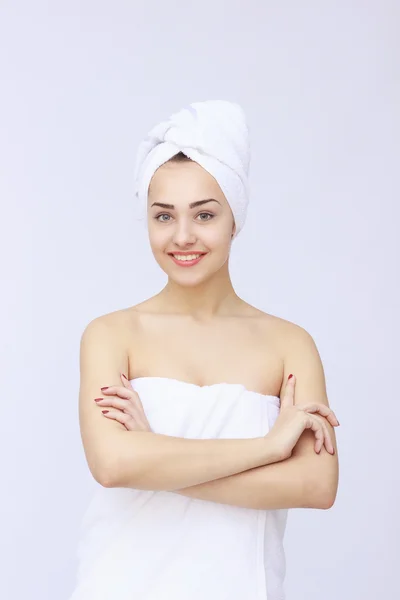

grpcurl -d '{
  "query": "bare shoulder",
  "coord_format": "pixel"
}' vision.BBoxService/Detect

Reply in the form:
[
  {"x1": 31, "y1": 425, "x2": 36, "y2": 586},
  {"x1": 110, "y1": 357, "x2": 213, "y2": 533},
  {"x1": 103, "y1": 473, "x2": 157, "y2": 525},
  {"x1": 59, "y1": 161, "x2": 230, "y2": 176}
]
[
  {"x1": 246, "y1": 306, "x2": 325, "y2": 401},
  {"x1": 84, "y1": 301, "x2": 315, "y2": 352},
  {"x1": 81, "y1": 293, "x2": 186, "y2": 349},
  {"x1": 241, "y1": 302, "x2": 312, "y2": 348},
  {"x1": 265, "y1": 312, "x2": 318, "y2": 351},
  {"x1": 81, "y1": 304, "x2": 143, "y2": 342}
]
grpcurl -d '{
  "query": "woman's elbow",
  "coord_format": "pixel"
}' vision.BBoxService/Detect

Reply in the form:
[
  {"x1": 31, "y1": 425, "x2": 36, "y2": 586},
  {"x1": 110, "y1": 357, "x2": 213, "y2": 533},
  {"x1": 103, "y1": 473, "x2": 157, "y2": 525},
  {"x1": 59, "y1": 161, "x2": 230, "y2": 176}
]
[
  {"x1": 312, "y1": 480, "x2": 338, "y2": 509},
  {"x1": 305, "y1": 471, "x2": 338, "y2": 509},
  {"x1": 87, "y1": 453, "x2": 121, "y2": 488},
  {"x1": 319, "y1": 486, "x2": 338, "y2": 509}
]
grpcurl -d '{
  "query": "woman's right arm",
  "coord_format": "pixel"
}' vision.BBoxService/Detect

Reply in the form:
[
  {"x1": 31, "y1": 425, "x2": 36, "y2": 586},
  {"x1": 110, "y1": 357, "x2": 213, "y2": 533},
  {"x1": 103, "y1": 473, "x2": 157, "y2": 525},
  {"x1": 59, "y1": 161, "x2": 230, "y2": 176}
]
[
  {"x1": 110, "y1": 431, "x2": 279, "y2": 491},
  {"x1": 79, "y1": 317, "x2": 280, "y2": 491}
]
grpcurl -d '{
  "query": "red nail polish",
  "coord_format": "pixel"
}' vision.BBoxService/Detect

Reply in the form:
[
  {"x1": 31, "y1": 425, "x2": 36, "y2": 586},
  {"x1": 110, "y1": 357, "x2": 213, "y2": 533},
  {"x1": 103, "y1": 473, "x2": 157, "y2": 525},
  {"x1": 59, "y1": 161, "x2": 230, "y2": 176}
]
[
  {"x1": 94, "y1": 398, "x2": 102, "y2": 402},
  {"x1": 100, "y1": 387, "x2": 109, "y2": 391},
  {"x1": 122, "y1": 373, "x2": 127, "y2": 379},
  {"x1": 288, "y1": 374, "x2": 293, "y2": 380},
  {"x1": 102, "y1": 410, "x2": 109, "y2": 414}
]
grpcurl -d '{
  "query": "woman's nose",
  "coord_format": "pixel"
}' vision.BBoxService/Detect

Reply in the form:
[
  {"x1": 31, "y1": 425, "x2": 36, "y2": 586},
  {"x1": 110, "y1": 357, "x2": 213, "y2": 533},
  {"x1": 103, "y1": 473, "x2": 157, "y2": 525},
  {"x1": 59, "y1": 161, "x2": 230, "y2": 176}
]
[{"x1": 172, "y1": 223, "x2": 196, "y2": 245}]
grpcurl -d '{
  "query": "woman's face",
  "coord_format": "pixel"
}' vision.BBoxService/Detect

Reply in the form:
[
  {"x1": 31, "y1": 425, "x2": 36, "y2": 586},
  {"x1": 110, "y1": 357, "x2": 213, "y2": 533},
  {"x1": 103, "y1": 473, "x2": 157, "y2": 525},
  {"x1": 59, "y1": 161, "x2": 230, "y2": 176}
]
[{"x1": 147, "y1": 159, "x2": 236, "y2": 285}]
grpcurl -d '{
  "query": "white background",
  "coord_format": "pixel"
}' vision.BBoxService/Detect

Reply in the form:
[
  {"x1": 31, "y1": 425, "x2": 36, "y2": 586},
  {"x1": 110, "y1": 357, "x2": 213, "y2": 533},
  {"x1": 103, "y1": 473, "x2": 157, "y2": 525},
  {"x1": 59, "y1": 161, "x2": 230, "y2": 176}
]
[{"x1": 0, "y1": 1, "x2": 398, "y2": 599}]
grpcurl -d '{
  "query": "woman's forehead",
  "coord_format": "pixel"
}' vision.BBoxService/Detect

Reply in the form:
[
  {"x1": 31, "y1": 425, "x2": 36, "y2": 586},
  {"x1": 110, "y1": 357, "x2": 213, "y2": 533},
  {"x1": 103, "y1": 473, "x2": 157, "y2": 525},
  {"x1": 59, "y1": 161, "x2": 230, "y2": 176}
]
[{"x1": 148, "y1": 163, "x2": 226, "y2": 205}]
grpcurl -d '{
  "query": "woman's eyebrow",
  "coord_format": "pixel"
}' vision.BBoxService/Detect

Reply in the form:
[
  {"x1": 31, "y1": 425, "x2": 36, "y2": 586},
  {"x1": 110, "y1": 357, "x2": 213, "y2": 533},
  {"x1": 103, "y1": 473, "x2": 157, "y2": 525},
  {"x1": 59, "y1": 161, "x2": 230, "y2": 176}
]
[{"x1": 150, "y1": 198, "x2": 221, "y2": 209}]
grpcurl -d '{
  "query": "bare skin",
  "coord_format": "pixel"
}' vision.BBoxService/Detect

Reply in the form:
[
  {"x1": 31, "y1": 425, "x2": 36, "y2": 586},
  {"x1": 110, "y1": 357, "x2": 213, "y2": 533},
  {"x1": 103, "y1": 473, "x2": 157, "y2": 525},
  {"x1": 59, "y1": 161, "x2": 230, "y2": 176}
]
[
  {"x1": 79, "y1": 155, "x2": 339, "y2": 508},
  {"x1": 122, "y1": 297, "x2": 285, "y2": 398},
  {"x1": 124, "y1": 157, "x2": 284, "y2": 395}
]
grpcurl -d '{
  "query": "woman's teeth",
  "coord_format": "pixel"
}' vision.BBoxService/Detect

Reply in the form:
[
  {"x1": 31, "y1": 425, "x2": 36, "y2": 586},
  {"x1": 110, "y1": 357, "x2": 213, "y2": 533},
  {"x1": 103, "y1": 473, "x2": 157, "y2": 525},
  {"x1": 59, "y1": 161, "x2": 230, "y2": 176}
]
[{"x1": 172, "y1": 254, "x2": 202, "y2": 261}]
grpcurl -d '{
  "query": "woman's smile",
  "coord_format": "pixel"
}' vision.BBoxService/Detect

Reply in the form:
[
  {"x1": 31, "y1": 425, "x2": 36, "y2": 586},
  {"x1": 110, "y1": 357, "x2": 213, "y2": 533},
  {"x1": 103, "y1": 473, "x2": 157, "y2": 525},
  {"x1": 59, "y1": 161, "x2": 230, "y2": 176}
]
[{"x1": 168, "y1": 252, "x2": 208, "y2": 267}]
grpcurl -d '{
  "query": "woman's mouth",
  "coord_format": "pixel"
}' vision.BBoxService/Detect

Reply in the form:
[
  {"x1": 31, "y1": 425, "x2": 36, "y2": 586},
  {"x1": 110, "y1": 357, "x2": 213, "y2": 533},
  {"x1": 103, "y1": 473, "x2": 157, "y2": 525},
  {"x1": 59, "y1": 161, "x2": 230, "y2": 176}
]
[{"x1": 168, "y1": 253, "x2": 207, "y2": 267}]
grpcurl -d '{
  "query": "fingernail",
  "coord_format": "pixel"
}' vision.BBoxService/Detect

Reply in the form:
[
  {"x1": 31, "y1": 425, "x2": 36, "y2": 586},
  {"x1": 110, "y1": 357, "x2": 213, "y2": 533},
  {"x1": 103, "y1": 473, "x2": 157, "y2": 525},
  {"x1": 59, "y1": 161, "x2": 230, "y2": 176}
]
[
  {"x1": 94, "y1": 398, "x2": 102, "y2": 402},
  {"x1": 102, "y1": 410, "x2": 109, "y2": 414},
  {"x1": 331, "y1": 448, "x2": 335, "y2": 455},
  {"x1": 100, "y1": 387, "x2": 109, "y2": 391},
  {"x1": 288, "y1": 374, "x2": 293, "y2": 380},
  {"x1": 121, "y1": 373, "x2": 127, "y2": 379}
]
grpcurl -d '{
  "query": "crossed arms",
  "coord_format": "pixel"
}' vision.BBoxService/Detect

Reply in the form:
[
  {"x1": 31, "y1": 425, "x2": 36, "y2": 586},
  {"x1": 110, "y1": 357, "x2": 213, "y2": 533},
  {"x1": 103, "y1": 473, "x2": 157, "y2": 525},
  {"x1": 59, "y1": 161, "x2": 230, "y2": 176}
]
[{"x1": 79, "y1": 317, "x2": 338, "y2": 511}]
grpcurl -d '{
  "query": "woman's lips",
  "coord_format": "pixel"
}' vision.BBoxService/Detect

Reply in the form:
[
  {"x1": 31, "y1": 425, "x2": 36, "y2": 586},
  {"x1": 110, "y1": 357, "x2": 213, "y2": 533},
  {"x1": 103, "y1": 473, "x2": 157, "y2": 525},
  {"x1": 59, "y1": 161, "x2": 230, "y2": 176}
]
[{"x1": 169, "y1": 253, "x2": 207, "y2": 267}]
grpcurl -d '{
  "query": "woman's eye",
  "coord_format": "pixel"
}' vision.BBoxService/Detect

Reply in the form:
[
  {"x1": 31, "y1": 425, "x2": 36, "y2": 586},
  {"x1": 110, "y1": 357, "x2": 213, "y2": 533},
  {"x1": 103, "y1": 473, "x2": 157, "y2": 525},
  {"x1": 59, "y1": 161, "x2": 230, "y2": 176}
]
[
  {"x1": 154, "y1": 212, "x2": 214, "y2": 223},
  {"x1": 197, "y1": 212, "x2": 214, "y2": 221},
  {"x1": 155, "y1": 213, "x2": 171, "y2": 222}
]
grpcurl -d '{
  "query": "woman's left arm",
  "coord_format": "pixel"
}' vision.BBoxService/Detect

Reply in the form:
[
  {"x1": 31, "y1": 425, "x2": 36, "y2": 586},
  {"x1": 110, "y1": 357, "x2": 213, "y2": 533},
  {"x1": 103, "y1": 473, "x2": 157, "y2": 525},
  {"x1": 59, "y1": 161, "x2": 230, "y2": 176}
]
[{"x1": 174, "y1": 326, "x2": 339, "y2": 510}]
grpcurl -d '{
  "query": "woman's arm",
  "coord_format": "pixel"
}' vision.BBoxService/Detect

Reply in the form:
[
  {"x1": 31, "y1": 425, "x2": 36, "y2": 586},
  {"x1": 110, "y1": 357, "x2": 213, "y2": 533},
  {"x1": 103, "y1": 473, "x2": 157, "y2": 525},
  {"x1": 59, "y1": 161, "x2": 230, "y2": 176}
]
[
  {"x1": 174, "y1": 326, "x2": 339, "y2": 510},
  {"x1": 106, "y1": 431, "x2": 280, "y2": 490},
  {"x1": 173, "y1": 439, "x2": 335, "y2": 510},
  {"x1": 79, "y1": 317, "x2": 281, "y2": 490}
]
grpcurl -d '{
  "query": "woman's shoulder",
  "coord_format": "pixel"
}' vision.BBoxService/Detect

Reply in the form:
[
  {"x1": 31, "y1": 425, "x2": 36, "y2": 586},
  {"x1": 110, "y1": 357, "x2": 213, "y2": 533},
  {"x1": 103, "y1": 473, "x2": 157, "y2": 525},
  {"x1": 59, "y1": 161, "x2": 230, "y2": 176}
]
[
  {"x1": 85, "y1": 301, "x2": 311, "y2": 350},
  {"x1": 82, "y1": 305, "x2": 142, "y2": 343},
  {"x1": 240, "y1": 302, "x2": 307, "y2": 338},
  {"x1": 83, "y1": 299, "x2": 162, "y2": 342}
]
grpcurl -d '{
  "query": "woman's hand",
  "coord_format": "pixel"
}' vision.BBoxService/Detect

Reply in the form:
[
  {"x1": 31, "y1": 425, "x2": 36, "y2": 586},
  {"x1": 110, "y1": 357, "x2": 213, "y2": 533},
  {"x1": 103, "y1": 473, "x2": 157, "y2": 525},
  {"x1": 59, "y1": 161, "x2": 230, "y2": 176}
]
[
  {"x1": 94, "y1": 373, "x2": 152, "y2": 432},
  {"x1": 266, "y1": 374, "x2": 339, "y2": 461}
]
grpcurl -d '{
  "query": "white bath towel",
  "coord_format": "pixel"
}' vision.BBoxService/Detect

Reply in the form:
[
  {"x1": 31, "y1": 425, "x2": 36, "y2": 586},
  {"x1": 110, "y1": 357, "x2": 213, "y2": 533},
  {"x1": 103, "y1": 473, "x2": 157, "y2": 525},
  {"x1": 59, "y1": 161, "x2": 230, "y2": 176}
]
[
  {"x1": 68, "y1": 377, "x2": 288, "y2": 599},
  {"x1": 133, "y1": 100, "x2": 251, "y2": 238}
]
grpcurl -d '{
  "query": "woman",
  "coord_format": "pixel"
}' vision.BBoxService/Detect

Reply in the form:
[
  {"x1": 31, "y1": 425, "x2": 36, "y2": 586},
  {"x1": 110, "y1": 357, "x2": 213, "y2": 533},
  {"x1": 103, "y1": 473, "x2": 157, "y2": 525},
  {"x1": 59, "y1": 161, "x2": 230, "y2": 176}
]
[{"x1": 71, "y1": 100, "x2": 339, "y2": 600}]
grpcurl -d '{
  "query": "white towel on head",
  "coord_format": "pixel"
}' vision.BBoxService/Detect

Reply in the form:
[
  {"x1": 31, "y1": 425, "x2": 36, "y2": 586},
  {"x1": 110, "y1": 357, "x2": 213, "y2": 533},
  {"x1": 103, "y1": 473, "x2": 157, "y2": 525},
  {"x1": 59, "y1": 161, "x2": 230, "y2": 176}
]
[{"x1": 133, "y1": 100, "x2": 251, "y2": 239}]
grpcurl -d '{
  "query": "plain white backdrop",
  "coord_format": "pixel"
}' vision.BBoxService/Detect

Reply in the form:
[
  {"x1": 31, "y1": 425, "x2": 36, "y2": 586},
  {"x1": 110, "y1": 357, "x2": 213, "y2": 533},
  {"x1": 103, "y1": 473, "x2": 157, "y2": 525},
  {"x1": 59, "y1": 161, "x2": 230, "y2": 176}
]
[{"x1": 1, "y1": 1, "x2": 398, "y2": 598}]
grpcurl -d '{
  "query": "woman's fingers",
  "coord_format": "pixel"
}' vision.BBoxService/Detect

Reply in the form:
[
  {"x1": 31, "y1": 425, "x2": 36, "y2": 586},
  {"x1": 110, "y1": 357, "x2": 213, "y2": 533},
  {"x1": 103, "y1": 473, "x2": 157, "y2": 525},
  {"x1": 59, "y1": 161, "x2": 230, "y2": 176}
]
[
  {"x1": 101, "y1": 407, "x2": 148, "y2": 431},
  {"x1": 127, "y1": 391, "x2": 152, "y2": 429},
  {"x1": 101, "y1": 408, "x2": 135, "y2": 428},
  {"x1": 120, "y1": 374, "x2": 152, "y2": 430},
  {"x1": 100, "y1": 380, "x2": 152, "y2": 430},
  {"x1": 300, "y1": 403, "x2": 340, "y2": 427},
  {"x1": 101, "y1": 385, "x2": 135, "y2": 400},
  {"x1": 280, "y1": 374, "x2": 296, "y2": 409},
  {"x1": 309, "y1": 417, "x2": 325, "y2": 454},
  {"x1": 95, "y1": 397, "x2": 131, "y2": 411},
  {"x1": 304, "y1": 415, "x2": 325, "y2": 453},
  {"x1": 305, "y1": 413, "x2": 335, "y2": 454},
  {"x1": 281, "y1": 376, "x2": 340, "y2": 429},
  {"x1": 99, "y1": 397, "x2": 148, "y2": 429}
]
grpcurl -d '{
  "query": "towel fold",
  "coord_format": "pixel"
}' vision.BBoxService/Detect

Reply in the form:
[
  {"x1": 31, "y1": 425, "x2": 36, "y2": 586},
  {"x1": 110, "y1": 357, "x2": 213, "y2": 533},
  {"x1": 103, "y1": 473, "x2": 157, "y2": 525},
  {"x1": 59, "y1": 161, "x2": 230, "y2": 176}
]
[{"x1": 133, "y1": 100, "x2": 251, "y2": 238}]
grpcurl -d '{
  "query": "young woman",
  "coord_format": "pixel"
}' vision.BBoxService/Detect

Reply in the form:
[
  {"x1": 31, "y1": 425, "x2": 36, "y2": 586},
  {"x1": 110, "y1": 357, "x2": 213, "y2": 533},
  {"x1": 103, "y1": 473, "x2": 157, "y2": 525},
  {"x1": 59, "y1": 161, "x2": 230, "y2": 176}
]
[{"x1": 70, "y1": 101, "x2": 339, "y2": 600}]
